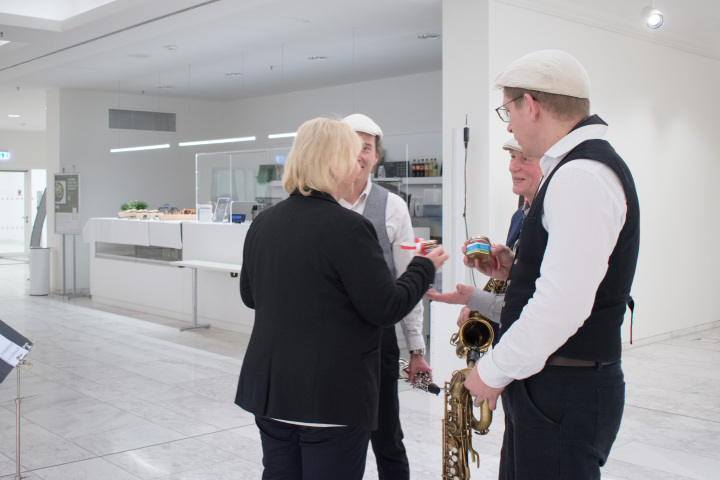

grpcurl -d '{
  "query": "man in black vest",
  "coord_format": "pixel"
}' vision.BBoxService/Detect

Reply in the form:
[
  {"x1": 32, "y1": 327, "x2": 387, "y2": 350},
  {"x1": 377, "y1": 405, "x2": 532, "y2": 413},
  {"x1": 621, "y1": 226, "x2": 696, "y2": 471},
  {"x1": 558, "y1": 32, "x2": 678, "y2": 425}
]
[
  {"x1": 464, "y1": 50, "x2": 640, "y2": 479},
  {"x1": 340, "y1": 114, "x2": 428, "y2": 480}
]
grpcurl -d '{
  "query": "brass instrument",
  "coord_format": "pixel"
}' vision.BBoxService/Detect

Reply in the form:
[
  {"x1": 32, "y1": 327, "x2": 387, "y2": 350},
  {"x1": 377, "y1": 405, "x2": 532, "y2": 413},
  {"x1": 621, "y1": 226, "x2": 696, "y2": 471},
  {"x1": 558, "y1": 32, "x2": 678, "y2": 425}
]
[{"x1": 443, "y1": 312, "x2": 495, "y2": 480}]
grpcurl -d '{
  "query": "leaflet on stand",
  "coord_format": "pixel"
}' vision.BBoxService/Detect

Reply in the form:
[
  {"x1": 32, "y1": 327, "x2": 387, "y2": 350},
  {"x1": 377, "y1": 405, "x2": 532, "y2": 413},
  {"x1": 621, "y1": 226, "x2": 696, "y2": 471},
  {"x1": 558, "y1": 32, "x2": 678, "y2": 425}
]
[{"x1": 0, "y1": 319, "x2": 33, "y2": 383}]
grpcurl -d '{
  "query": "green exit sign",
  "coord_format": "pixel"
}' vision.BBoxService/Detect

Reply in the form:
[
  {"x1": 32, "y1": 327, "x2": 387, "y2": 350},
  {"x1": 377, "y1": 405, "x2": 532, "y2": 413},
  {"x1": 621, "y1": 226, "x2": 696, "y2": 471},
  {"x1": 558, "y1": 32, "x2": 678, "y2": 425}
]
[{"x1": 0, "y1": 151, "x2": 10, "y2": 160}]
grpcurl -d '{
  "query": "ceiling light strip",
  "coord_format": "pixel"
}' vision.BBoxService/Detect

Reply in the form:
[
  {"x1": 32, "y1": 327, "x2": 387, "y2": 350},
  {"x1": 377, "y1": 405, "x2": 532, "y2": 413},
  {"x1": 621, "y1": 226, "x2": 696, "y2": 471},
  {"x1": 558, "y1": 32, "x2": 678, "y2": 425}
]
[
  {"x1": 268, "y1": 132, "x2": 297, "y2": 139},
  {"x1": 179, "y1": 136, "x2": 256, "y2": 147},
  {"x1": 111, "y1": 144, "x2": 170, "y2": 153},
  {"x1": 0, "y1": 0, "x2": 222, "y2": 73}
]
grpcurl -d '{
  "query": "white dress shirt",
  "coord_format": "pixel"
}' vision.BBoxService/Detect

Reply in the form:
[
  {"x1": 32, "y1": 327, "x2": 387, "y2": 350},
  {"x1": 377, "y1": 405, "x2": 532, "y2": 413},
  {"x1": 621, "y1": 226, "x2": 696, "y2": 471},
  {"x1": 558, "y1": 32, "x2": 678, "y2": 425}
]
[
  {"x1": 477, "y1": 123, "x2": 628, "y2": 388},
  {"x1": 339, "y1": 177, "x2": 425, "y2": 351}
]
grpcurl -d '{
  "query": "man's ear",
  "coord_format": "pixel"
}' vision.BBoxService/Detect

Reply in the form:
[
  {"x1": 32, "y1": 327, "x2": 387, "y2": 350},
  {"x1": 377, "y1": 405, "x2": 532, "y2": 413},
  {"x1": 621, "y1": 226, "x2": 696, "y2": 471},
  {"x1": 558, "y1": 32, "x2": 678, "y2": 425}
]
[{"x1": 525, "y1": 93, "x2": 541, "y2": 121}]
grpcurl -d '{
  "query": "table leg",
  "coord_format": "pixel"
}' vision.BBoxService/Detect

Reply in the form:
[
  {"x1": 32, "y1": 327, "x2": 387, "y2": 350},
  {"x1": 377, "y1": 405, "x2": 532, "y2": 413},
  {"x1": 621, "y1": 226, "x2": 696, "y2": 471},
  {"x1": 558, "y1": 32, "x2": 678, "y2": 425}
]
[{"x1": 180, "y1": 267, "x2": 211, "y2": 331}]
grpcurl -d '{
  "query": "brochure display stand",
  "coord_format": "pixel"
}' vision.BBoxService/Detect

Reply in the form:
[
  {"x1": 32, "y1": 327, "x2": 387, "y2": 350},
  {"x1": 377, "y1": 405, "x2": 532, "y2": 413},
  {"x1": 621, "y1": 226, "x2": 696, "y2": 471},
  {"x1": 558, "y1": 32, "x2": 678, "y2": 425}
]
[
  {"x1": 54, "y1": 167, "x2": 87, "y2": 298},
  {"x1": 0, "y1": 319, "x2": 33, "y2": 480}
]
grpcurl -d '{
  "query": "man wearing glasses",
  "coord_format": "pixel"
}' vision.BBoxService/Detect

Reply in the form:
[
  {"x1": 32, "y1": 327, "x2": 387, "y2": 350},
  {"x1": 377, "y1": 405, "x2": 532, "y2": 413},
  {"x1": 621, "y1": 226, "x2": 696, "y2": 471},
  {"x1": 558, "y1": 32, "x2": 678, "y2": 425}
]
[{"x1": 464, "y1": 50, "x2": 640, "y2": 479}]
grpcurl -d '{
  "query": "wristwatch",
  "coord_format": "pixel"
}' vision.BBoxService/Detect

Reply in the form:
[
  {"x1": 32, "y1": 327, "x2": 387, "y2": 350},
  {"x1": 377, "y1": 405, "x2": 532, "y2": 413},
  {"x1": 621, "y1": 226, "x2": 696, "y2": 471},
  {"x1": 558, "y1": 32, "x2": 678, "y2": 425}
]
[{"x1": 409, "y1": 349, "x2": 425, "y2": 356}]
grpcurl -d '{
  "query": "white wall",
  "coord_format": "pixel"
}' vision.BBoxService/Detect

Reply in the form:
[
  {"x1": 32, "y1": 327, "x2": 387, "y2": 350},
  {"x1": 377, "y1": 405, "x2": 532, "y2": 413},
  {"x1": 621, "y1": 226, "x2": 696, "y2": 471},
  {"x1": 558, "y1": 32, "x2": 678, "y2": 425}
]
[
  {"x1": 444, "y1": 0, "x2": 720, "y2": 343},
  {"x1": 46, "y1": 71, "x2": 442, "y2": 292},
  {"x1": 0, "y1": 130, "x2": 46, "y2": 171}
]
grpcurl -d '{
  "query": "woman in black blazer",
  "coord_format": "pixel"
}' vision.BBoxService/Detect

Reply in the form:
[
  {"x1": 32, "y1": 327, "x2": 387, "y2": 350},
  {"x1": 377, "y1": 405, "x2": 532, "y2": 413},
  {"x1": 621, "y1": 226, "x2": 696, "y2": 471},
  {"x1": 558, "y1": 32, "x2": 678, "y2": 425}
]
[{"x1": 235, "y1": 117, "x2": 447, "y2": 480}]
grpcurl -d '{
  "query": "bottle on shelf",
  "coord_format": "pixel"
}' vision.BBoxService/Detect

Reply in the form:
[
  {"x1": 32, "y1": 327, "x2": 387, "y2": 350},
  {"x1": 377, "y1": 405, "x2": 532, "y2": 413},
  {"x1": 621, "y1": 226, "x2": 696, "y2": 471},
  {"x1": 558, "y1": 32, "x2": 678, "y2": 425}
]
[{"x1": 433, "y1": 158, "x2": 439, "y2": 177}]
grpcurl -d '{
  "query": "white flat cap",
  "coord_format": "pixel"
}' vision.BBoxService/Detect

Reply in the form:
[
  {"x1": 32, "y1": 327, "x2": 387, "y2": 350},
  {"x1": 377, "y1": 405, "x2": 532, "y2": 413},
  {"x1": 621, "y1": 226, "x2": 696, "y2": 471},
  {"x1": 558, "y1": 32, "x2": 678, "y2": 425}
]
[
  {"x1": 493, "y1": 50, "x2": 591, "y2": 99},
  {"x1": 502, "y1": 137, "x2": 522, "y2": 152},
  {"x1": 342, "y1": 113, "x2": 383, "y2": 139}
]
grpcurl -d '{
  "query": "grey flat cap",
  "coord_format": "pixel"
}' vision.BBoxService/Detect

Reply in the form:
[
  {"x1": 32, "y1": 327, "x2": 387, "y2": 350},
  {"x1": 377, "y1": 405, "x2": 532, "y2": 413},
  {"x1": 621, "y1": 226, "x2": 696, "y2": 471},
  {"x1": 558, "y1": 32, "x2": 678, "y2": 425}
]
[
  {"x1": 493, "y1": 50, "x2": 591, "y2": 99},
  {"x1": 502, "y1": 137, "x2": 522, "y2": 152}
]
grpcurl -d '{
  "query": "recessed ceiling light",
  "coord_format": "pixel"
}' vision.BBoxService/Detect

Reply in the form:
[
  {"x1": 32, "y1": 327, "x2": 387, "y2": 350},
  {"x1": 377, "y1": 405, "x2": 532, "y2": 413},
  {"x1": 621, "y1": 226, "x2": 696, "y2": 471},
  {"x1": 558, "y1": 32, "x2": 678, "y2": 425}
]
[
  {"x1": 417, "y1": 34, "x2": 441, "y2": 40},
  {"x1": 127, "y1": 53, "x2": 151, "y2": 58},
  {"x1": 8, "y1": 114, "x2": 20, "y2": 118},
  {"x1": 0, "y1": 40, "x2": 10, "y2": 47},
  {"x1": 157, "y1": 85, "x2": 175, "y2": 89},
  {"x1": 308, "y1": 56, "x2": 328, "y2": 61},
  {"x1": 642, "y1": 7, "x2": 664, "y2": 29},
  {"x1": 224, "y1": 72, "x2": 243, "y2": 76}
]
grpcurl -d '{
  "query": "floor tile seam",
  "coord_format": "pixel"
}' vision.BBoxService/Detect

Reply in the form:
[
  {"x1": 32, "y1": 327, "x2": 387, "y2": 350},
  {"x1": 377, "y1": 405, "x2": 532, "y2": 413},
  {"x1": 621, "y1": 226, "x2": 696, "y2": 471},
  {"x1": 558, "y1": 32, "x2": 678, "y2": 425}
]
[
  {"x1": 627, "y1": 404, "x2": 720, "y2": 427},
  {"x1": 136, "y1": 398, "x2": 239, "y2": 426},
  {"x1": 627, "y1": 382, "x2": 720, "y2": 402},
  {"x1": 151, "y1": 458, "x2": 260, "y2": 480},
  {"x1": 26, "y1": 455, "x2": 145, "y2": 479},
  {"x1": 15, "y1": 385, "x2": 170, "y2": 430},
  {"x1": 66, "y1": 433, "x2": 213, "y2": 460},
  {"x1": 100, "y1": 436, "x2": 243, "y2": 466},
  {"x1": 47, "y1": 326, "x2": 246, "y2": 366},
  {"x1": 191, "y1": 428, "x2": 265, "y2": 461},
  {"x1": 603, "y1": 458, "x2": 698, "y2": 480},
  {"x1": 612, "y1": 440, "x2": 720, "y2": 471}
]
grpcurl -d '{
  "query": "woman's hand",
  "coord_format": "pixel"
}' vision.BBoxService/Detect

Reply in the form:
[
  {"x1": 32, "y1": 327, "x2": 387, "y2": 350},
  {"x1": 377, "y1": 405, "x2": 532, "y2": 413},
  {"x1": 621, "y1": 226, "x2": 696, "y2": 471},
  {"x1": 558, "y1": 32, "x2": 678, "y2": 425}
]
[{"x1": 421, "y1": 245, "x2": 449, "y2": 271}]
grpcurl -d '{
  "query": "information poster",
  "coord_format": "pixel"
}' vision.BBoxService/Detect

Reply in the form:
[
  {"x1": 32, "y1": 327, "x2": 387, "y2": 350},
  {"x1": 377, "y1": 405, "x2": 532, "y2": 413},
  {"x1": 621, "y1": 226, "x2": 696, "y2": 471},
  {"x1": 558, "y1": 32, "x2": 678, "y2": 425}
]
[{"x1": 54, "y1": 173, "x2": 80, "y2": 234}]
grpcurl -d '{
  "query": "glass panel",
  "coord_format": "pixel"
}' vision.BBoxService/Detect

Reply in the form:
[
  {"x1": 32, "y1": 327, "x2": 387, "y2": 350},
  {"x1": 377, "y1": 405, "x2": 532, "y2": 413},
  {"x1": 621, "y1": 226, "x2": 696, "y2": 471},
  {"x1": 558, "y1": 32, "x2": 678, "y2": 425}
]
[
  {"x1": 374, "y1": 133, "x2": 443, "y2": 242},
  {"x1": 196, "y1": 147, "x2": 291, "y2": 214},
  {"x1": 0, "y1": 171, "x2": 26, "y2": 255}
]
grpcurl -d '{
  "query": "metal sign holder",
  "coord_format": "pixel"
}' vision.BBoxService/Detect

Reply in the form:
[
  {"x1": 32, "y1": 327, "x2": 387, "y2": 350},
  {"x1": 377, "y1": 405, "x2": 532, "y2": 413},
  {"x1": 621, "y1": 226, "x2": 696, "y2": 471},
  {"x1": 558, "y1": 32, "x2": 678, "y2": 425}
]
[
  {"x1": 14, "y1": 360, "x2": 31, "y2": 480},
  {"x1": 55, "y1": 166, "x2": 87, "y2": 299}
]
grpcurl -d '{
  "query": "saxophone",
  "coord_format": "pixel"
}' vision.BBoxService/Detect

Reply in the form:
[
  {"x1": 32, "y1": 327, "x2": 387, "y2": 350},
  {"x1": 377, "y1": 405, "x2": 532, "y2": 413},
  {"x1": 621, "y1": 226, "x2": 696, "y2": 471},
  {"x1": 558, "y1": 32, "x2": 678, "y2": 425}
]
[{"x1": 442, "y1": 279, "x2": 500, "y2": 480}]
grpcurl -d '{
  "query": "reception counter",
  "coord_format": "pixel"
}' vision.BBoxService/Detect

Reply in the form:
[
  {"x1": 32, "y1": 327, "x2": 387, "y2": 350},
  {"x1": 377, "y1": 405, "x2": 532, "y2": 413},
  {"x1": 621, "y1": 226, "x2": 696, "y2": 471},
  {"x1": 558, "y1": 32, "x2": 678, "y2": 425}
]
[{"x1": 83, "y1": 218, "x2": 255, "y2": 333}]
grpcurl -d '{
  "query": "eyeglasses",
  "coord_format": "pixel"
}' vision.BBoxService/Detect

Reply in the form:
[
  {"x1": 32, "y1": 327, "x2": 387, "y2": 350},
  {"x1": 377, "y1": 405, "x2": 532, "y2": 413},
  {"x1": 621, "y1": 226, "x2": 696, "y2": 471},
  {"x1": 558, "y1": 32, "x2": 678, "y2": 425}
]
[{"x1": 495, "y1": 95, "x2": 524, "y2": 123}]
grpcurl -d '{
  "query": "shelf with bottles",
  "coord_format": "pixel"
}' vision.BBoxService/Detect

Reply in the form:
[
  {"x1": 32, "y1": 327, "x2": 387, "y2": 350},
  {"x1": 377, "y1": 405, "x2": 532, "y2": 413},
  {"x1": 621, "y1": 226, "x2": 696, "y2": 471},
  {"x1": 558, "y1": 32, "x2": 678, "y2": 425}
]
[{"x1": 409, "y1": 157, "x2": 441, "y2": 179}]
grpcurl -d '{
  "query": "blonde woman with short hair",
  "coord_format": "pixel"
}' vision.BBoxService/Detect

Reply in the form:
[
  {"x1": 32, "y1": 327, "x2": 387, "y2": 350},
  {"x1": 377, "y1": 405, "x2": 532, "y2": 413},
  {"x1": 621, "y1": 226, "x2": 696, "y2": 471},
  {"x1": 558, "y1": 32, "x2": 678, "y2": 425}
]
[{"x1": 236, "y1": 117, "x2": 448, "y2": 480}]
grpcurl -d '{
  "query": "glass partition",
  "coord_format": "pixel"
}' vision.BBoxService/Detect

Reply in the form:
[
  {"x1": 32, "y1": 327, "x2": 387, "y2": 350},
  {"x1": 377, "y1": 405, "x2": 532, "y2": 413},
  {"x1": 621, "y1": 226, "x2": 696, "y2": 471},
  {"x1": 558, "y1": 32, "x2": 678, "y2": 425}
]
[
  {"x1": 196, "y1": 147, "x2": 291, "y2": 215},
  {"x1": 372, "y1": 132, "x2": 443, "y2": 241}
]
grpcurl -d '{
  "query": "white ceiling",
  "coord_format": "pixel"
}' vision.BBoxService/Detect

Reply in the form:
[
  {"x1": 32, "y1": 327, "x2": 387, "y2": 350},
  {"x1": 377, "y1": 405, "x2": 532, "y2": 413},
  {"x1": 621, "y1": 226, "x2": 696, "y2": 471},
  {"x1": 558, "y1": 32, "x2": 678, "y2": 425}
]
[{"x1": 0, "y1": 0, "x2": 717, "y2": 132}]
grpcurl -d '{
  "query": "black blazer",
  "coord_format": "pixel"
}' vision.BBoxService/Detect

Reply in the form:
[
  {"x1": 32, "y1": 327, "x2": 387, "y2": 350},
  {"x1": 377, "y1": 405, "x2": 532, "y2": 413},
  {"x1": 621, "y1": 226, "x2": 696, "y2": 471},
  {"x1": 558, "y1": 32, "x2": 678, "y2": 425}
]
[{"x1": 236, "y1": 190, "x2": 435, "y2": 430}]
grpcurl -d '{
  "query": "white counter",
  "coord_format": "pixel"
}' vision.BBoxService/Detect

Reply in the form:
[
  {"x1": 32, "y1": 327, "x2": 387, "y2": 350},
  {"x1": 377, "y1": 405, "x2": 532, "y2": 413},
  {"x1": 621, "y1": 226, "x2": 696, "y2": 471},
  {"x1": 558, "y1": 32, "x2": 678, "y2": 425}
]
[{"x1": 83, "y1": 218, "x2": 255, "y2": 333}]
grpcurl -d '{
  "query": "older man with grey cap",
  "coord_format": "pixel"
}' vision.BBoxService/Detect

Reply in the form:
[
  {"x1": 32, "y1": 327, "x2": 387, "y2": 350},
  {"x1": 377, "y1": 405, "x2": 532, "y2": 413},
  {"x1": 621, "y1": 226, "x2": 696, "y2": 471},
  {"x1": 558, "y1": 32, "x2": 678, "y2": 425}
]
[
  {"x1": 464, "y1": 50, "x2": 640, "y2": 479},
  {"x1": 425, "y1": 138, "x2": 542, "y2": 331},
  {"x1": 340, "y1": 113, "x2": 429, "y2": 480}
]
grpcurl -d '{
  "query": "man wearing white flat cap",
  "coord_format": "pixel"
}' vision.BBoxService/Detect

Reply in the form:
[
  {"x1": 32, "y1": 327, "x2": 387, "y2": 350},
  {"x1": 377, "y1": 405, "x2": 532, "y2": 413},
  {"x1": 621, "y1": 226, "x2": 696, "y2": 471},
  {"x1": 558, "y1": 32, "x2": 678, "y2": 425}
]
[
  {"x1": 464, "y1": 50, "x2": 640, "y2": 479},
  {"x1": 341, "y1": 113, "x2": 428, "y2": 480}
]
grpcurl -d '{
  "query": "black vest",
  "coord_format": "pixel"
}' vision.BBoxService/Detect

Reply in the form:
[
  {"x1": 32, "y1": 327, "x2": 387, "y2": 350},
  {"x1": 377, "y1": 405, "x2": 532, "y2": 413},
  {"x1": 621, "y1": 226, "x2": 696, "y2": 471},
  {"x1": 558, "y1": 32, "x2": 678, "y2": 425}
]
[
  {"x1": 363, "y1": 183, "x2": 395, "y2": 274},
  {"x1": 499, "y1": 137, "x2": 640, "y2": 362}
]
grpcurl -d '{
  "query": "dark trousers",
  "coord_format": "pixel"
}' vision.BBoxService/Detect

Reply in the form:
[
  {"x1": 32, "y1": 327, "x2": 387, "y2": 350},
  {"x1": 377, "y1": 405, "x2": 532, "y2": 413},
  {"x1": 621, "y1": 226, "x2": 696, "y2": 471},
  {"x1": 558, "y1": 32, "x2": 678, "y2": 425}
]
[
  {"x1": 256, "y1": 416, "x2": 370, "y2": 480},
  {"x1": 498, "y1": 362, "x2": 625, "y2": 480},
  {"x1": 370, "y1": 326, "x2": 410, "y2": 480}
]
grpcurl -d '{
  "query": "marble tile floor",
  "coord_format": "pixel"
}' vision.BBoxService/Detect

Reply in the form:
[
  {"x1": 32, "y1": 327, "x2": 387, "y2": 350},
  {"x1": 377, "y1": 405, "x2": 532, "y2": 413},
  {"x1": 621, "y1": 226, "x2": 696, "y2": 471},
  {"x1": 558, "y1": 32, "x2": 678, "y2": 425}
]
[{"x1": 0, "y1": 258, "x2": 719, "y2": 479}]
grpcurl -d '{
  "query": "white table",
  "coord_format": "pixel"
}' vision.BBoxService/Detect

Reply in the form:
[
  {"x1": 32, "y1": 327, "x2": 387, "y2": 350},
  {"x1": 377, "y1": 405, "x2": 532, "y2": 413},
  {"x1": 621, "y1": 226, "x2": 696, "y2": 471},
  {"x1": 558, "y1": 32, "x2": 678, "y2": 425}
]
[{"x1": 170, "y1": 260, "x2": 243, "y2": 331}]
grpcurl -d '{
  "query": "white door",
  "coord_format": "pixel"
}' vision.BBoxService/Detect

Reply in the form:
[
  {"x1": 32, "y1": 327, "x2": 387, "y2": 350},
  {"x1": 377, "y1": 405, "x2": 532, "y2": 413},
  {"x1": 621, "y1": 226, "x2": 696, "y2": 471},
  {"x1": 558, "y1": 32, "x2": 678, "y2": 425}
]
[{"x1": 0, "y1": 171, "x2": 27, "y2": 255}]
